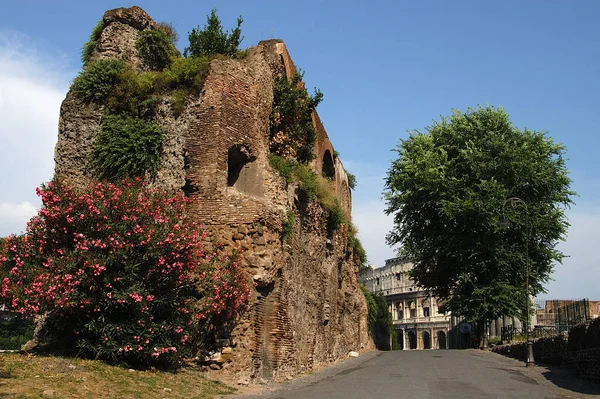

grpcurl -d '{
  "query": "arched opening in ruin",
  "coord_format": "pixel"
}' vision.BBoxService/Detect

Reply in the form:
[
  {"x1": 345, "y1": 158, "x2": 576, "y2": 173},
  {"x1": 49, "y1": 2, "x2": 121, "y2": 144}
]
[
  {"x1": 422, "y1": 331, "x2": 431, "y2": 349},
  {"x1": 437, "y1": 331, "x2": 447, "y2": 349},
  {"x1": 408, "y1": 330, "x2": 417, "y2": 349},
  {"x1": 227, "y1": 145, "x2": 262, "y2": 196},
  {"x1": 322, "y1": 150, "x2": 335, "y2": 179}
]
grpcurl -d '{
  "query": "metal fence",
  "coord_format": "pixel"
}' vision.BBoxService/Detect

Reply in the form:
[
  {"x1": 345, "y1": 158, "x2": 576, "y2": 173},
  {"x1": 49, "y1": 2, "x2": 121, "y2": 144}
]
[{"x1": 534, "y1": 298, "x2": 591, "y2": 335}]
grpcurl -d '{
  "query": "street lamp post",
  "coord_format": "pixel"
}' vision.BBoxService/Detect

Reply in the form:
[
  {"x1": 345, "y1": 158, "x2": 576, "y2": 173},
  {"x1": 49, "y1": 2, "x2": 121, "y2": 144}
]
[{"x1": 500, "y1": 197, "x2": 535, "y2": 368}]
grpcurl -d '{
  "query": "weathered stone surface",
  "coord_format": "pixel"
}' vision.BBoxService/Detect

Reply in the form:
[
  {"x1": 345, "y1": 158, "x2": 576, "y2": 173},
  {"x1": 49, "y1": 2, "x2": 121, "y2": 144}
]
[
  {"x1": 89, "y1": 6, "x2": 161, "y2": 69},
  {"x1": 53, "y1": 6, "x2": 372, "y2": 380}
]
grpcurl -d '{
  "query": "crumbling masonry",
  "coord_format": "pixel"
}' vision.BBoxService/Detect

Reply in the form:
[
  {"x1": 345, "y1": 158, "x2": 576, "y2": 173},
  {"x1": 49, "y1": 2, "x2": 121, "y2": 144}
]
[{"x1": 53, "y1": 6, "x2": 371, "y2": 379}]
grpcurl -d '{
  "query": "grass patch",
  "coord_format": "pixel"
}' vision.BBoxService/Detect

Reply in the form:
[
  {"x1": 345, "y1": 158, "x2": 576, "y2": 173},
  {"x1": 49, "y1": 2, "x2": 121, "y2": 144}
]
[
  {"x1": 292, "y1": 164, "x2": 320, "y2": 201},
  {"x1": 81, "y1": 18, "x2": 105, "y2": 66},
  {"x1": 165, "y1": 56, "x2": 210, "y2": 92},
  {"x1": 171, "y1": 89, "x2": 187, "y2": 117},
  {"x1": 327, "y1": 199, "x2": 346, "y2": 232},
  {"x1": 282, "y1": 210, "x2": 295, "y2": 241},
  {"x1": 268, "y1": 154, "x2": 294, "y2": 183},
  {"x1": 0, "y1": 353, "x2": 236, "y2": 398}
]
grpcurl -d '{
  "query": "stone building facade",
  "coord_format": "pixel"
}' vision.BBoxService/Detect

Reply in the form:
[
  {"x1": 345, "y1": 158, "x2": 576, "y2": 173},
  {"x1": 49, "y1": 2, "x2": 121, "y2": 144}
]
[
  {"x1": 360, "y1": 258, "x2": 451, "y2": 350},
  {"x1": 53, "y1": 6, "x2": 370, "y2": 380}
]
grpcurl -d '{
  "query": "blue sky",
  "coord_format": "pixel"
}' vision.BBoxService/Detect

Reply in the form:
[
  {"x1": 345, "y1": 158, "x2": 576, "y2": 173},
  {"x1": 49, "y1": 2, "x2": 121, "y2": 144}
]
[{"x1": 1, "y1": 1, "x2": 599, "y2": 298}]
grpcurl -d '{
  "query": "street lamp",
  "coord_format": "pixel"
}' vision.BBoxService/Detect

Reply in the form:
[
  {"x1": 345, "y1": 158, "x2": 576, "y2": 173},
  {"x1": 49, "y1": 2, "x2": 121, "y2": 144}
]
[{"x1": 500, "y1": 197, "x2": 535, "y2": 368}]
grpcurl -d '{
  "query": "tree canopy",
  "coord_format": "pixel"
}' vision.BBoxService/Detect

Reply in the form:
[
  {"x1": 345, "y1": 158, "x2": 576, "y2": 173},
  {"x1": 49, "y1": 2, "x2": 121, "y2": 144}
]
[
  {"x1": 384, "y1": 106, "x2": 574, "y2": 324},
  {"x1": 184, "y1": 9, "x2": 243, "y2": 58}
]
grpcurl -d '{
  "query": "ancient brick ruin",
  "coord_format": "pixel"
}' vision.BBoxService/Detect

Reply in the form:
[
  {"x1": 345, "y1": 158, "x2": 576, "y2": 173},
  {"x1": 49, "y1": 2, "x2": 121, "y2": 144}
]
[{"x1": 53, "y1": 6, "x2": 370, "y2": 379}]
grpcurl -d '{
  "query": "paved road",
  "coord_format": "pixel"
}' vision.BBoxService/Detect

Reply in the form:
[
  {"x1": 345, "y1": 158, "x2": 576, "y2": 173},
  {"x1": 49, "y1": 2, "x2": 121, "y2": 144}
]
[{"x1": 236, "y1": 349, "x2": 600, "y2": 399}]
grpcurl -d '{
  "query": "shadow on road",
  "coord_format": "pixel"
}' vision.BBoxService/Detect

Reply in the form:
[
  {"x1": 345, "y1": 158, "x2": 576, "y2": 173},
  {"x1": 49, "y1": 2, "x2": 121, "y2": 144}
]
[{"x1": 540, "y1": 366, "x2": 600, "y2": 396}]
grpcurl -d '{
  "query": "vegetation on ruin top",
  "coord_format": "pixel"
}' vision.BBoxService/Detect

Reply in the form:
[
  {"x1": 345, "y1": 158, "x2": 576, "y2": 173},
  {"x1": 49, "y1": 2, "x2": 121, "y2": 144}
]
[
  {"x1": 72, "y1": 9, "x2": 250, "y2": 182},
  {"x1": 270, "y1": 70, "x2": 323, "y2": 163}
]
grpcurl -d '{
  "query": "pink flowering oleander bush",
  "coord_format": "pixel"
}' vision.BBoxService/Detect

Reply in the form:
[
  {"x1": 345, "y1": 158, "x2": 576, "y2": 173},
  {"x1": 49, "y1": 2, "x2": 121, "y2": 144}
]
[{"x1": 0, "y1": 178, "x2": 251, "y2": 369}]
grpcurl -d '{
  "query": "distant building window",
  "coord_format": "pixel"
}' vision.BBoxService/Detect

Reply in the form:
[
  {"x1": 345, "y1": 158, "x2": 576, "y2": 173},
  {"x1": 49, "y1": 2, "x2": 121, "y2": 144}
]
[
  {"x1": 376, "y1": 278, "x2": 380, "y2": 285},
  {"x1": 396, "y1": 273, "x2": 401, "y2": 281},
  {"x1": 423, "y1": 307, "x2": 430, "y2": 317}
]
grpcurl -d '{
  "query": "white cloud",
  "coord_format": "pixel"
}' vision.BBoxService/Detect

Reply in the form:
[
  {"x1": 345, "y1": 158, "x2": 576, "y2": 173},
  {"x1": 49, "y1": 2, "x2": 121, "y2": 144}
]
[
  {"x1": 543, "y1": 207, "x2": 600, "y2": 300},
  {"x1": 352, "y1": 199, "x2": 397, "y2": 268},
  {"x1": 0, "y1": 30, "x2": 72, "y2": 236},
  {"x1": 0, "y1": 202, "x2": 37, "y2": 236}
]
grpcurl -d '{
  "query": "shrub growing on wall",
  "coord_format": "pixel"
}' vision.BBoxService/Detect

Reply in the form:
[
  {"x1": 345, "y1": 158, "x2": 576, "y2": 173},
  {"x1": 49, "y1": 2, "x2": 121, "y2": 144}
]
[
  {"x1": 270, "y1": 71, "x2": 323, "y2": 163},
  {"x1": 81, "y1": 18, "x2": 105, "y2": 66},
  {"x1": 136, "y1": 28, "x2": 177, "y2": 71},
  {"x1": 0, "y1": 179, "x2": 251, "y2": 369},
  {"x1": 72, "y1": 59, "x2": 125, "y2": 103},
  {"x1": 91, "y1": 115, "x2": 164, "y2": 180},
  {"x1": 361, "y1": 286, "x2": 396, "y2": 350},
  {"x1": 166, "y1": 56, "x2": 210, "y2": 92}
]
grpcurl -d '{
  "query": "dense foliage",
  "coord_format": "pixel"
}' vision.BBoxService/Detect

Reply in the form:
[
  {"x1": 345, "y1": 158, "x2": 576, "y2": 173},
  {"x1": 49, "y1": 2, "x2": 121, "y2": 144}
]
[
  {"x1": 72, "y1": 59, "x2": 125, "y2": 103},
  {"x1": 362, "y1": 286, "x2": 395, "y2": 350},
  {"x1": 136, "y1": 28, "x2": 178, "y2": 71},
  {"x1": 0, "y1": 314, "x2": 33, "y2": 350},
  {"x1": 81, "y1": 18, "x2": 105, "y2": 66},
  {"x1": 91, "y1": 115, "x2": 164, "y2": 180},
  {"x1": 184, "y1": 9, "x2": 243, "y2": 58},
  {"x1": 270, "y1": 71, "x2": 323, "y2": 163},
  {"x1": 0, "y1": 179, "x2": 251, "y2": 368},
  {"x1": 327, "y1": 200, "x2": 345, "y2": 232},
  {"x1": 346, "y1": 172, "x2": 357, "y2": 190},
  {"x1": 347, "y1": 223, "x2": 368, "y2": 268},
  {"x1": 384, "y1": 106, "x2": 574, "y2": 326}
]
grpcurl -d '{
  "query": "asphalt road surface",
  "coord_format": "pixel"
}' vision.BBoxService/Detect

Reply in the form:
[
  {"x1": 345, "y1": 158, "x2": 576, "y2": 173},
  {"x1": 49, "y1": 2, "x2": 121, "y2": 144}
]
[{"x1": 236, "y1": 349, "x2": 600, "y2": 399}]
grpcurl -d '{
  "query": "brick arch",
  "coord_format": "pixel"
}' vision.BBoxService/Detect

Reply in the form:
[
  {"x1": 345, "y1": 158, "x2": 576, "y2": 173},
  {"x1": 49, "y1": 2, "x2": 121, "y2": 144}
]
[
  {"x1": 322, "y1": 149, "x2": 335, "y2": 179},
  {"x1": 315, "y1": 141, "x2": 335, "y2": 178}
]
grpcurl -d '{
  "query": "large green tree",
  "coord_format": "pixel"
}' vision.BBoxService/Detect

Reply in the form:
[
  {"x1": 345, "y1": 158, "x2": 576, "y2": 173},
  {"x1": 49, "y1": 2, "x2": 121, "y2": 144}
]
[{"x1": 384, "y1": 106, "x2": 574, "y2": 328}]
